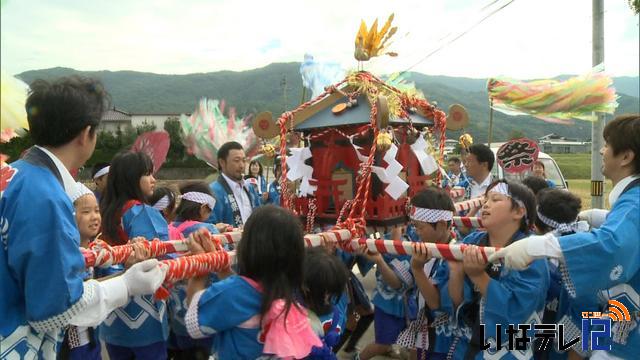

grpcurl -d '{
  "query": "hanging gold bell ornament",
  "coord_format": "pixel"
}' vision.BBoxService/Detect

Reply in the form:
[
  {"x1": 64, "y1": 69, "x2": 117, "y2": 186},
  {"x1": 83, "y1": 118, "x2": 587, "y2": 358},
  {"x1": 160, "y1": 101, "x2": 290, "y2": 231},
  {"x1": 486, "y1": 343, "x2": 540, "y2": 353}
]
[
  {"x1": 376, "y1": 129, "x2": 393, "y2": 153},
  {"x1": 405, "y1": 127, "x2": 419, "y2": 145},
  {"x1": 459, "y1": 133, "x2": 473, "y2": 149},
  {"x1": 261, "y1": 143, "x2": 276, "y2": 158}
]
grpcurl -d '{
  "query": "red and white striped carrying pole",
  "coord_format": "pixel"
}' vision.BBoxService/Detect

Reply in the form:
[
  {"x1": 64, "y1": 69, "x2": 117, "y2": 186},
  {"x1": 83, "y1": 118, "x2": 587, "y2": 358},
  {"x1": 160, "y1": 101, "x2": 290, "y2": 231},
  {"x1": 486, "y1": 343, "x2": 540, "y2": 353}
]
[
  {"x1": 84, "y1": 227, "x2": 498, "y2": 270},
  {"x1": 448, "y1": 187, "x2": 466, "y2": 198},
  {"x1": 454, "y1": 197, "x2": 485, "y2": 212},
  {"x1": 452, "y1": 216, "x2": 484, "y2": 228},
  {"x1": 302, "y1": 229, "x2": 498, "y2": 262},
  {"x1": 154, "y1": 250, "x2": 236, "y2": 299},
  {"x1": 82, "y1": 231, "x2": 243, "y2": 269},
  {"x1": 82, "y1": 239, "x2": 190, "y2": 268}
]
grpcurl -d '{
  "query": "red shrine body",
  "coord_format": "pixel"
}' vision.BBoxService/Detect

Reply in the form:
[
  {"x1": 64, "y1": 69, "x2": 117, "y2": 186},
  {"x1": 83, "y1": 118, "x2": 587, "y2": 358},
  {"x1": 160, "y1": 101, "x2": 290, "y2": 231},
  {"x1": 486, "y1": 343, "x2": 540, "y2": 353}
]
[
  {"x1": 269, "y1": 72, "x2": 447, "y2": 233},
  {"x1": 292, "y1": 126, "x2": 432, "y2": 230}
]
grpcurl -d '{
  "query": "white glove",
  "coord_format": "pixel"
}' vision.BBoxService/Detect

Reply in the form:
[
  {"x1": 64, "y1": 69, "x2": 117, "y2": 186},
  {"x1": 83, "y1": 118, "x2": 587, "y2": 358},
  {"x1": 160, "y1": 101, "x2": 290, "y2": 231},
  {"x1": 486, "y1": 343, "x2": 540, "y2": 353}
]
[
  {"x1": 488, "y1": 233, "x2": 561, "y2": 270},
  {"x1": 578, "y1": 209, "x2": 609, "y2": 229},
  {"x1": 122, "y1": 259, "x2": 168, "y2": 297}
]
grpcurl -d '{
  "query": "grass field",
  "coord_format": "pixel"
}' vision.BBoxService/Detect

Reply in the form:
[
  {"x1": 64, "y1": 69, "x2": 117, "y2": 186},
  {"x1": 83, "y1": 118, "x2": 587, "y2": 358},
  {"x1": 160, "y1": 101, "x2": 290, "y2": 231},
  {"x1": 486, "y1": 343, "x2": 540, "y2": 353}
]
[
  {"x1": 548, "y1": 153, "x2": 612, "y2": 209},
  {"x1": 549, "y1": 153, "x2": 593, "y2": 179},
  {"x1": 566, "y1": 179, "x2": 611, "y2": 210}
]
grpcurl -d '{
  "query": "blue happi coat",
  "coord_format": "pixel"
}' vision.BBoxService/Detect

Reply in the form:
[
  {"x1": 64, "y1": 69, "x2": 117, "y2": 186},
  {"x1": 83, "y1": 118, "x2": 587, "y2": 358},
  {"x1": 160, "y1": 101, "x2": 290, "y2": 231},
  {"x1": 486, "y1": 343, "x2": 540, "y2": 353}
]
[
  {"x1": 188, "y1": 275, "x2": 264, "y2": 359},
  {"x1": 0, "y1": 148, "x2": 86, "y2": 359},
  {"x1": 166, "y1": 220, "x2": 218, "y2": 351},
  {"x1": 98, "y1": 203, "x2": 170, "y2": 348},
  {"x1": 557, "y1": 180, "x2": 639, "y2": 359},
  {"x1": 207, "y1": 176, "x2": 260, "y2": 227},
  {"x1": 439, "y1": 231, "x2": 550, "y2": 359}
]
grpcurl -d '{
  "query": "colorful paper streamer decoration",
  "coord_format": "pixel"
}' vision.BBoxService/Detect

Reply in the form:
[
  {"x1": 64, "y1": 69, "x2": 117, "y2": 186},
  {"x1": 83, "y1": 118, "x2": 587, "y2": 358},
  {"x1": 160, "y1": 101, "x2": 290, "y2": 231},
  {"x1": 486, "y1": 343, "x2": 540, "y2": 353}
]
[
  {"x1": 179, "y1": 98, "x2": 259, "y2": 167},
  {"x1": 1, "y1": 71, "x2": 29, "y2": 142},
  {"x1": 487, "y1": 71, "x2": 618, "y2": 124},
  {"x1": 300, "y1": 54, "x2": 345, "y2": 99}
]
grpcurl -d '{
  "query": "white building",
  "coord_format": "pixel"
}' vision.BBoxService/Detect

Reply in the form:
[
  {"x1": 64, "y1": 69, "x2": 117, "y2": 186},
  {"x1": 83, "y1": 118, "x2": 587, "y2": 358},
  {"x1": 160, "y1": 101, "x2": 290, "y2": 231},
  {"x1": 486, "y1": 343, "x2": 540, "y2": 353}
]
[
  {"x1": 537, "y1": 134, "x2": 591, "y2": 153},
  {"x1": 99, "y1": 108, "x2": 132, "y2": 133},
  {"x1": 99, "y1": 107, "x2": 185, "y2": 133}
]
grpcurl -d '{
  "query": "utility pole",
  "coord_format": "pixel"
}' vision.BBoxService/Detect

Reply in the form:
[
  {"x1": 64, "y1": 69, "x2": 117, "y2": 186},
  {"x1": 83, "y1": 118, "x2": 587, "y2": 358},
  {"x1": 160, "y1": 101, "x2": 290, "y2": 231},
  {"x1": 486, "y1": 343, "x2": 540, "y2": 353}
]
[{"x1": 591, "y1": 0, "x2": 605, "y2": 208}]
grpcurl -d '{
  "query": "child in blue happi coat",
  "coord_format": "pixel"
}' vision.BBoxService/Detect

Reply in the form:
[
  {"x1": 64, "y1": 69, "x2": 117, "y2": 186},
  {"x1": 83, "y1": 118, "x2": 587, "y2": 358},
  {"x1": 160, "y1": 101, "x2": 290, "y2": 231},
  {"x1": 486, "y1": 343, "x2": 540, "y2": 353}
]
[
  {"x1": 185, "y1": 205, "x2": 321, "y2": 359},
  {"x1": 358, "y1": 226, "x2": 420, "y2": 360},
  {"x1": 99, "y1": 151, "x2": 170, "y2": 360},
  {"x1": 59, "y1": 183, "x2": 103, "y2": 360},
  {"x1": 442, "y1": 180, "x2": 549, "y2": 359},
  {"x1": 302, "y1": 246, "x2": 350, "y2": 359},
  {"x1": 396, "y1": 187, "x2": 456, "y2": 360},
  {"x1": 166, "y1": 181, "x2": 223, "y2": 359},
  {"x1": 150, "y1": 186, "x2": 178, "y2": 224},
  {"x1": 533, "y1": 188, "x2": 590, "y2": 360}
]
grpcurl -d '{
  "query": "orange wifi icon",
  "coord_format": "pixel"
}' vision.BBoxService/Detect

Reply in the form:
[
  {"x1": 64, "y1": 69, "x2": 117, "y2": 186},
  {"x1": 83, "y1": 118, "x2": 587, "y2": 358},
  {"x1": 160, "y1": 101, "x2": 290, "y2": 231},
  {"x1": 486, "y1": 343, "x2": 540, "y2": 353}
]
[{"x1": 606, "y1": 300, "x2": 631, "y2": 322}]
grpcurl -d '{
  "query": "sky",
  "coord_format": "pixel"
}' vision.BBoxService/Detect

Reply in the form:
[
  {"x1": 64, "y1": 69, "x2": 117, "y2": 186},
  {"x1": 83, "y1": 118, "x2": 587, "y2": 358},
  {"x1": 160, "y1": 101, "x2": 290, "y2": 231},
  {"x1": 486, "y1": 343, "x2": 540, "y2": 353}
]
[{"x1": 1, "y1": 0, "x2": 639, "y2": 79}]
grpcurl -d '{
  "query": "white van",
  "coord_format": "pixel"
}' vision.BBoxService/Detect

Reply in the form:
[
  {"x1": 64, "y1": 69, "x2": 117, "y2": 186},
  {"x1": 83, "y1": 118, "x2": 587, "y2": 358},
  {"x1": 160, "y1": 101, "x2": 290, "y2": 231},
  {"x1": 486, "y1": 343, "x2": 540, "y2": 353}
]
[{"x1": 490, "y1": 148, "x2": 568, "y2": 189}]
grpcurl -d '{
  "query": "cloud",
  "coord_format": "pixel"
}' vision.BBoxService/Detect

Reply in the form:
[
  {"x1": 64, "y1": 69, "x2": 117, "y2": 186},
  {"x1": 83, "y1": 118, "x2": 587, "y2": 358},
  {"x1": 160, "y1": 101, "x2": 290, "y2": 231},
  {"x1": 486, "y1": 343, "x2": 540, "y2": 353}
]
[{"x1": 1, "y1": 0, "x2": 638, "y2": 79}]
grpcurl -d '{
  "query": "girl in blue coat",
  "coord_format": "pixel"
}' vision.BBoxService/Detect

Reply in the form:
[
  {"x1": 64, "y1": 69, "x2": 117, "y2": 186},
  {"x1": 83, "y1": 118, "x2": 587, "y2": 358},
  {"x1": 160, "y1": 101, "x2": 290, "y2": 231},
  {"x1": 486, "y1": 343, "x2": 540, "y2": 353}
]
[
  {"x1": 185, "y1": 205, "x2": 321, "y2": 359},
  {"x1": 167, "y1": 181, "x2": 221, "y2": 359},
  {"x1": 442, "y1": 180, "x2": 549, "y2": 359},
  {"x1": 99, "y1": 151, "x2": 170, "y2": 360}
]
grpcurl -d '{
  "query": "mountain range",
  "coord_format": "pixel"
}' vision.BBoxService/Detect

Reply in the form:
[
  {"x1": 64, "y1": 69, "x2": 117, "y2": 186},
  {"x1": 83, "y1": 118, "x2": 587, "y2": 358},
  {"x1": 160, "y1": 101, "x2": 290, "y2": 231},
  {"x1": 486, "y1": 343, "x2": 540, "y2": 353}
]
[{"x1": 17, "y1": 64, "x2": 639, "y2": 142}]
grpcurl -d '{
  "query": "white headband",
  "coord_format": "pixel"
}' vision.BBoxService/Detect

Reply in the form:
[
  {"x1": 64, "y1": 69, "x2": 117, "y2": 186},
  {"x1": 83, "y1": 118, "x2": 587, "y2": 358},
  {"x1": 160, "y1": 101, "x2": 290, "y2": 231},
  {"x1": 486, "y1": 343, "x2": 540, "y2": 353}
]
[
  {"x1": 93, "y1": 166, "x2": 110, "y2": 179},
  {"x1": 536, "y1": 208, "x2": 589, "y2": 234},
  {"x1": 153, "y1": 195, "x2": 171, "y2": 211},
  {"x1": 410, "y1": 206, "x2": 453, "y2": 223},
  {"x1": 70, "y1": 182, "x2": 94, "y2": 203},
  {"x1": 182, "y1": 192, "x2": 216, "y2": 210},
  {"x1": 489, "y1": 182, "x2": 526, "y2": 209}
]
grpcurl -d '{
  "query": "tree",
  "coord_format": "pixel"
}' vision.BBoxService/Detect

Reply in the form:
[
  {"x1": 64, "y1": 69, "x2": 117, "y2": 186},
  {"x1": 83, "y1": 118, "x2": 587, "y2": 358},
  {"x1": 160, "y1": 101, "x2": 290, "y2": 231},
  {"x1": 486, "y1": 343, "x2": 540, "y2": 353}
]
[
  {"x1": 0, "y1": 132, "x2": 33, "y2": 160},
  {"x1": 164, "y1": 117, "x2": 185, "y2": 161},
  {"x1": 509, "y1": 130, "x2": 525, "y2": 140},
  {"x1": 628, "y1": 0, "x2": 640, "y2": 15}
]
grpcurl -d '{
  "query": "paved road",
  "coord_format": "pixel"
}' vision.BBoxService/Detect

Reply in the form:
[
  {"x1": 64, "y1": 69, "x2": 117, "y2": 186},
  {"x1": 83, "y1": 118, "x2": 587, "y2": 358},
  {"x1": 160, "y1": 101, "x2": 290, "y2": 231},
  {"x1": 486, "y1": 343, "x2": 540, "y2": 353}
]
[{"x1": 336, "y1": 267, "x2": 407, "y2": 360}]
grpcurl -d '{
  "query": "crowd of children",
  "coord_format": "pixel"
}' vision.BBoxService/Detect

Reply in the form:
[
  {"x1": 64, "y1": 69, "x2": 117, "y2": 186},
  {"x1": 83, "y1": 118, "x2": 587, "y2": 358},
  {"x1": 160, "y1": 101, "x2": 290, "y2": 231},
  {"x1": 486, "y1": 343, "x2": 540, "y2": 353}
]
[{"x1": 1, "y1": 76, "x2": 638, "y2": 360}]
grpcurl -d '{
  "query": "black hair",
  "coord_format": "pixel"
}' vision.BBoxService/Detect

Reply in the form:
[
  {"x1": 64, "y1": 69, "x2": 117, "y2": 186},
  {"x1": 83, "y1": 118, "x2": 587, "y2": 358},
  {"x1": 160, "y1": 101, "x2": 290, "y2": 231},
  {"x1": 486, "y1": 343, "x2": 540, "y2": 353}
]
[
  {"x1": 217, "y1": 141, "x2": 244, "y2": 162},
  {"x1": 175, "y1": 181, "x2": 213, "y2": 221},
  {"x1": 236, "y1": 205, "x2": 305, "y2": 325},
  {"x1": 603, "y1": 114, "x2": 640, "y2": 174},
  {"x1": 448, "y1": 157, "x2": 461, "y2": 164},
  {"x1": 248, "y1": 159, "x2": 264, "y2": 177},
  {"x1": 26, "y1": 76, "x2": 110, "y2": 147},
  {"x1": 91, "y1": 162, "x2": 110, "y2": 178},
  {"x1": 273, "y1": 160, "x2": 282, "y2": 178},
  {"x1": 468, "y1": 144, "x2": 495, "y2": 171},
  {"x1": 535, "y1": 188, "x2": 582, "y2": 233},
  {"x1": 302, "y1": 247, "x2": 349, "y2": 316},
  {"x1": 486, "y1": 180, "x2": 536, "y2": 232},
  {"x1": 149, "y1": 186, "x2": 177, "y2": 219},
  {"x1": 411, "y1": 187, "x2": 456, "y2": 228},
  {"x1": 100, "y1": 151, "x2": 154, "y2": 245},
  {"x1": 521, "y1": 176, "x2": 549, "y2": 195}
]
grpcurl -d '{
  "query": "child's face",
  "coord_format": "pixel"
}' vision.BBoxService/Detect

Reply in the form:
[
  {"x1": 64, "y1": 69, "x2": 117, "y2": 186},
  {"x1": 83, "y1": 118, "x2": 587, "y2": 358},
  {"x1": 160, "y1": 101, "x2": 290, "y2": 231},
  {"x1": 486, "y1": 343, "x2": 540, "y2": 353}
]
[
  {"x1": 94, "y1": 175, "x2": 108, "y2": 192},
  {"x1": 199, "y1": 204, "x2": 212, "y2": 222},
  {"x1": 139, "y1": 174, "x2": 156, "y2": 197},
  {"x1": 75, "y1": 194, "x2": 101, "y2": 240},
  {"x1": 480, "y1": 191, "x2": 522, "y2": 229},
  {"x1": 532, "y1": 164, "x2": 545, "y2": 178},
  {"x1": 250, "y1": 162, "x2": 260, "y2": 175},
  {"x1": 412, "y1": 220, "x2": 449, "y2": 244}
]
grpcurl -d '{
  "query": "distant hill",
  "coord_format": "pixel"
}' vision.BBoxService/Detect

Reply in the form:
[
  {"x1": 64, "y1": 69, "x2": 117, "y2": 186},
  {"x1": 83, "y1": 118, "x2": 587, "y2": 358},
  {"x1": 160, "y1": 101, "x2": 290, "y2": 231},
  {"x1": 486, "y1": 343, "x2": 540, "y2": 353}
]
[{"x1": 17, "y1": 64, "x2": 639, "y2": 143}]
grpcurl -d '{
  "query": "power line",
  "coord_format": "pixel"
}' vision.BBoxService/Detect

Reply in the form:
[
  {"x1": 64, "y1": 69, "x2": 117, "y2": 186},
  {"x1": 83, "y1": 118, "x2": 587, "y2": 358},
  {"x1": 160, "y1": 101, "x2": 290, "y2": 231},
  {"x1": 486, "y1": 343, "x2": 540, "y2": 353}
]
[{"x1": 397, "y1": 0, "x2": 516, "y2": 76}]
